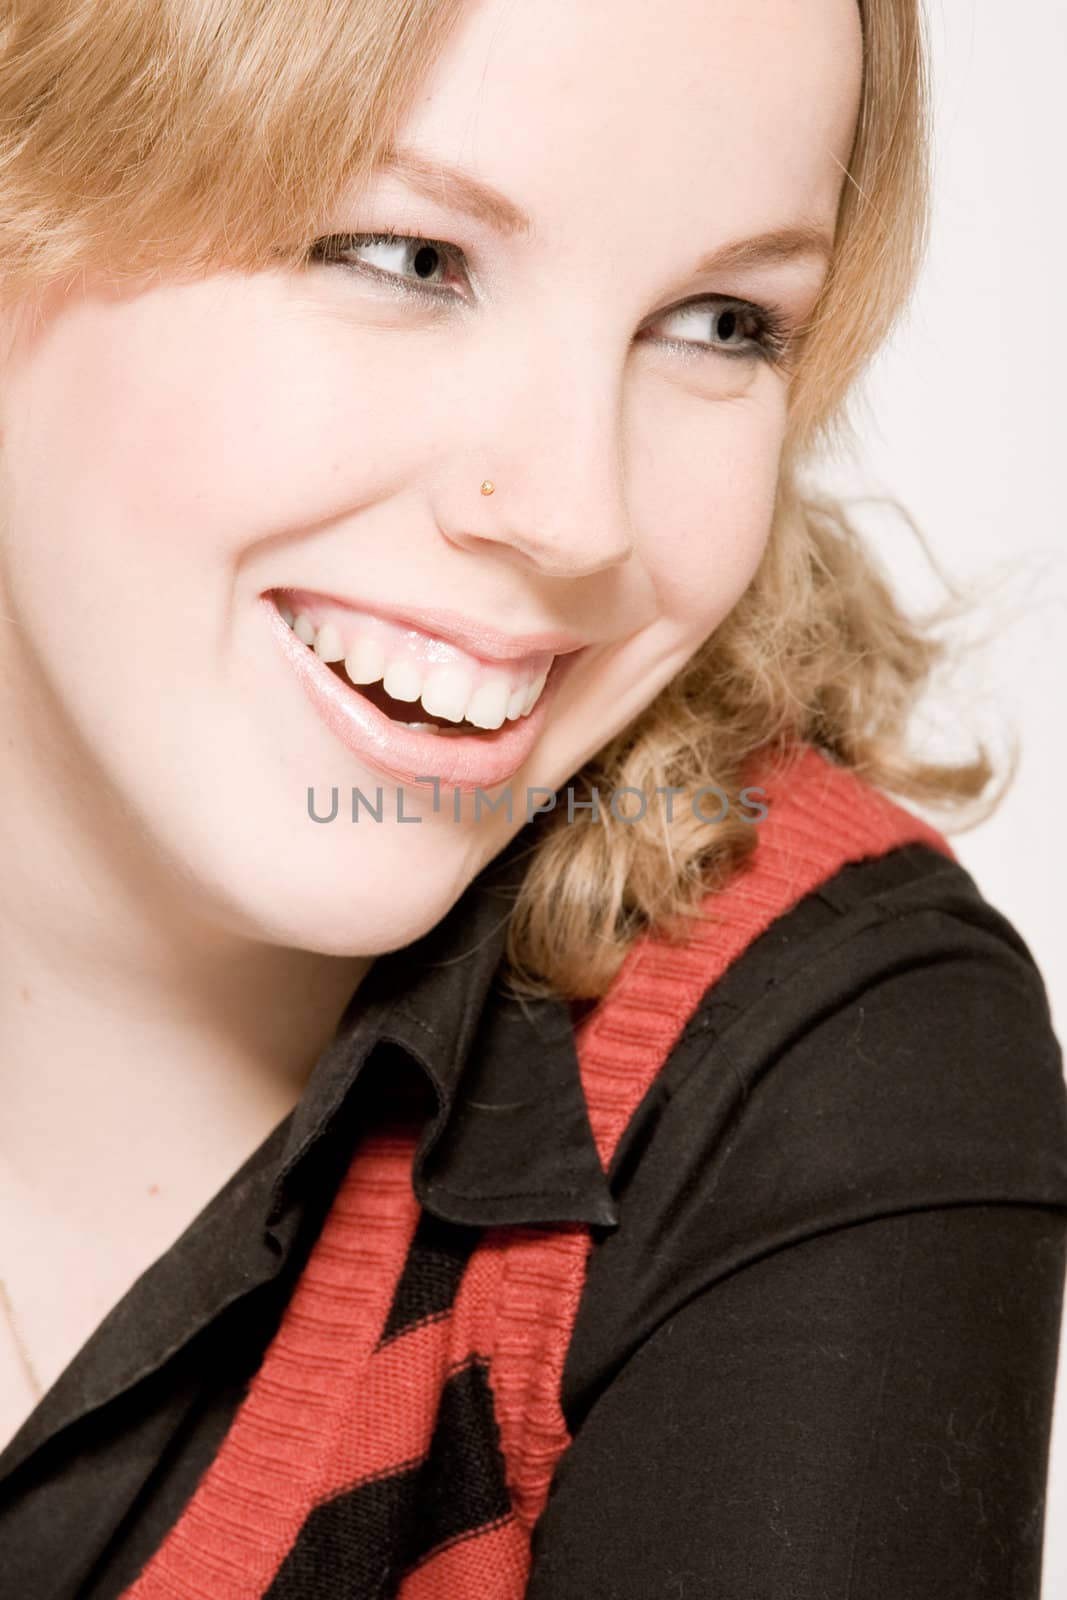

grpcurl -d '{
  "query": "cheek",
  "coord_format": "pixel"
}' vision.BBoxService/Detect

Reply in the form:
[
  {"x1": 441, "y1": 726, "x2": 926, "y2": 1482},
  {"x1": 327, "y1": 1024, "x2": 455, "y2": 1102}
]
[
  {"x1": 5, "y1": 281, "x2": 419, "y2": 589},
  {"x1": 638, "y1": 385, "x2": 786, "y2": 630}
]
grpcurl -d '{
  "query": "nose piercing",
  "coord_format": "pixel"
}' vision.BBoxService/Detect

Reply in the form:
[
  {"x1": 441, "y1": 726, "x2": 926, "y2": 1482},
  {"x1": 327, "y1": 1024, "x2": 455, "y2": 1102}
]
[{"x1": 480, "y1": 480, "x2": 495, "y2": 495}]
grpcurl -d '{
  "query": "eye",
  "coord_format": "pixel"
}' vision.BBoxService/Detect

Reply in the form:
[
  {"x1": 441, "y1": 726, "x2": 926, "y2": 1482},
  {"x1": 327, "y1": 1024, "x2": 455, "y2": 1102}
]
[
  {"x1": 306, "y1": 230, "x2": 797, "y2": 371},
  {"x1": 644, "y1": 297, "x2": 795, "y2": 370},
  {"x1": 306, "y1": 231, "x2": 468, "y2": 302}
]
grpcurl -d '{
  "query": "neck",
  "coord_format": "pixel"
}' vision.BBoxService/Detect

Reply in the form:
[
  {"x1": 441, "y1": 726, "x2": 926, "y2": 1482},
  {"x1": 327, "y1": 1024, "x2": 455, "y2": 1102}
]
[
  {"x1": 0, "y1": 924, "x2": 370, "y2": 1208},
  {"x1": 0, "y1": 788, "x2": 372, "y2": 1234}
]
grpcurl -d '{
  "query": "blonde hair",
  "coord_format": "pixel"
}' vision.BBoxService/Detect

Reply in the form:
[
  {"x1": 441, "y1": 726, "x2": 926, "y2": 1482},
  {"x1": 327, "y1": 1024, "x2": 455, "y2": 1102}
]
[{"x1": 0, "y1": 0, "x2": 1007, "y2": 1000}]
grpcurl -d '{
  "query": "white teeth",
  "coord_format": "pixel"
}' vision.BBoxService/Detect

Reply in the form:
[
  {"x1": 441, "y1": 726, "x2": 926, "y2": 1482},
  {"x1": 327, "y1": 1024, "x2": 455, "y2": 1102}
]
[
  {"x1": 284, "y1": 609, "x2": 551, "y2": 725},
  {"x1": 313, "y1": 622, "x2": 345, "y2": 662},
  {"x1": 521, "y1": 670, "x2": 548, "y2": 715},
  {"x1": 534, "y1": 677, "x2": 547, "y2": 713},
  {"x1": 382, "y1": 658, "x2": 423, "y2": 703},
  {"x1": 420, "y1": 665, "x2": 476, "y2": 723},
  {"x1": 344, "y1": 636, "x2": 387, "y2": 684},
  {"x1": 465, "y1": 674, "x2": 512, "y2": 731}
]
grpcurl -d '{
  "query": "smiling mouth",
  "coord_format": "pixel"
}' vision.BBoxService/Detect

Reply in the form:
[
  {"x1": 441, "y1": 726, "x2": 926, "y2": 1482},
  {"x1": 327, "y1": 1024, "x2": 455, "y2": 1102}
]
[
  {"x1": 265, "y1": 591, "x2": 586, "y2": 791},
  {"x1": 275, "y1": 594, "x2": 556, "y2": 736}
]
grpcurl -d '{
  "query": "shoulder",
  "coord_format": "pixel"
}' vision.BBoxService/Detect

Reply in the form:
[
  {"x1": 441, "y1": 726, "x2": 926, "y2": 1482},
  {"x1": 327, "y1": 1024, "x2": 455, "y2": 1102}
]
[
  {"x1": 627, "y1": 839, "x2": 1066, "y2": 1208},
  {"x1": 562, "y1": 841, "x2": 1067, "y2": 1417}
]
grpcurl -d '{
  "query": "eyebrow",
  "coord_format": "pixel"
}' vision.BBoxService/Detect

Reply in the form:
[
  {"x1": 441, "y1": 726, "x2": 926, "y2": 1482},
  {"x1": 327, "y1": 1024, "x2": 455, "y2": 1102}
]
[
  {"x1": 375, "y1": 145, "x2": 532, "y2": 235},
  {"x1": 374, "y1": 144, "x2": 836, "y2": 274}
]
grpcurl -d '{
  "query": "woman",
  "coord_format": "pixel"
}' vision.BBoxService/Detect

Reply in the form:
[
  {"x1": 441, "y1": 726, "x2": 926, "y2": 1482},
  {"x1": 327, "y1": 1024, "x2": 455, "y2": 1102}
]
[{"x1": 0, "y1": 0, "x2": 1064, "y2": 1595}]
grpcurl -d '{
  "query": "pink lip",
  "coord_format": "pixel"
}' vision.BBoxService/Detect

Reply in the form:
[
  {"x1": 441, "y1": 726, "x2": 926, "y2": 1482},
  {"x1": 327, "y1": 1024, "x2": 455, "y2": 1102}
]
[
  {"x1": 276, "y1": 585, "x2": 588, "y2": 667},
  {"x1": 262, "y1": 596, "x2": 583, "y2": 793}
]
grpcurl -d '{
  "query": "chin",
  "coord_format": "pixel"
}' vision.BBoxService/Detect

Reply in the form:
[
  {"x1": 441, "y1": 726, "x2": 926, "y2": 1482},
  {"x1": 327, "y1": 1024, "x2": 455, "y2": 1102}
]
[{"x1": 195, "y1": 823, "x2": 494, "y2": 958}]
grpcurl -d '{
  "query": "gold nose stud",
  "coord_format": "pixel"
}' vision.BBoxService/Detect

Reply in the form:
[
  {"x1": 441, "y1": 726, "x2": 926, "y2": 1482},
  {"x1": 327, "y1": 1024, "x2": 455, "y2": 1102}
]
[{"x1": 480, "y1": 480, "x2": 495, "y2": 496}]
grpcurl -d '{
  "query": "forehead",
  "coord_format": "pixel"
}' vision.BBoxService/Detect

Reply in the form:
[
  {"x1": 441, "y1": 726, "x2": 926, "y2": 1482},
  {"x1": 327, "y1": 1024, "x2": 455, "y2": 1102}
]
[{"x1": 384, "y1": 0, "x2": 863, "y2": 250}]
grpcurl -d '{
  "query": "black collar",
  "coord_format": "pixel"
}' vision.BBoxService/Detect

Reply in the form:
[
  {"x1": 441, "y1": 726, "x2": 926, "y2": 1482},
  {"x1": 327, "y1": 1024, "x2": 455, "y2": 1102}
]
[{"x1": 270, "y1": 826, "x2": 619, "y2": 1232}]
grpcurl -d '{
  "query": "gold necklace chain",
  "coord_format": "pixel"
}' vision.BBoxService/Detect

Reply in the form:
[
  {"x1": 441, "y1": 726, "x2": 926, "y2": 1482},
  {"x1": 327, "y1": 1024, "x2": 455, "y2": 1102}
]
[{"x1": 0, "y1": 1275, "x2": 44, "y2": 1401}]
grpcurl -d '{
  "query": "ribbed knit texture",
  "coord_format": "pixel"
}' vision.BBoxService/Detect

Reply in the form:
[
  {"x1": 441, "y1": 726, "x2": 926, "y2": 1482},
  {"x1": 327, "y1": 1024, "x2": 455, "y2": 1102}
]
[{"x1": 122, "y1": 742, "x2": 954, "y2": 1598}]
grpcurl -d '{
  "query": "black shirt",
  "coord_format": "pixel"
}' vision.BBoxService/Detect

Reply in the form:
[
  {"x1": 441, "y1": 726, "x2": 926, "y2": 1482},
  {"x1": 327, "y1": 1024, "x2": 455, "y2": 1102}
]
[{"x1": 2, "y1": 835, "x2": 1066, "y2": 1599}]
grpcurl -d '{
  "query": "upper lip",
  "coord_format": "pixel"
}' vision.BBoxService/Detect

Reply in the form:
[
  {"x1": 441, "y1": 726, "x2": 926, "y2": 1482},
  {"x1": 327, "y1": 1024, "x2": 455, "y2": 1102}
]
[{"x1": 272, "y1": 587, "x2": 590, "y2": 666}]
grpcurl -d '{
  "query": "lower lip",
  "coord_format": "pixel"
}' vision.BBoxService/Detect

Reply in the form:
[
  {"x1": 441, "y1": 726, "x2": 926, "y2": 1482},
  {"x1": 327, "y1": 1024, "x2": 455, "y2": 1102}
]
[{"x1": 262, "y1": 596, "x2": 580, "y2": 793}]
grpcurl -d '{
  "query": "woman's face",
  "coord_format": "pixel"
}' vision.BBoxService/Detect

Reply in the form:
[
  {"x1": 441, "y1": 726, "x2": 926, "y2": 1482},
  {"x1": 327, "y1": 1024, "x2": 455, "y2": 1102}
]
[{"x1": 0, "y1": 0, "x2": 862, "y2": 958}]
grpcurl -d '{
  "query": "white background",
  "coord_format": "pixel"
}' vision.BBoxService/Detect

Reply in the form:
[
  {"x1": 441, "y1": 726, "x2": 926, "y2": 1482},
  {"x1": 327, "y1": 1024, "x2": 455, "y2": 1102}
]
[{"x1": 812, "y1": 2, "x2": 1066, "y2": 1589}]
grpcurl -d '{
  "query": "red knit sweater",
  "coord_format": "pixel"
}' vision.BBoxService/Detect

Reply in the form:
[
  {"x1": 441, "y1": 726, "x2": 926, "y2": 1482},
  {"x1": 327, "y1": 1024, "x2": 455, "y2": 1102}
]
[{"x1": 121, "y1": 742, "x2": 954, "y2": 1598}]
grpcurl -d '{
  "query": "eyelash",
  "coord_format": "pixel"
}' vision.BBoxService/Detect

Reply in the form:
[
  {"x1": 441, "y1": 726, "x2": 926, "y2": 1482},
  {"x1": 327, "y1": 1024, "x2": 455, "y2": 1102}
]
[{"x1": 306, "y1": 230, "x2": 796, "y2": 371}]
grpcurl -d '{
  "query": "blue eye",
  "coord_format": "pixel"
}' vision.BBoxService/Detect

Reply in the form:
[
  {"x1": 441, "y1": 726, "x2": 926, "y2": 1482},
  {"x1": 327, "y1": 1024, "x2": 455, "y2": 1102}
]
[{"x1": 306, "y1": 231, "x2": 796, "y2": 370}]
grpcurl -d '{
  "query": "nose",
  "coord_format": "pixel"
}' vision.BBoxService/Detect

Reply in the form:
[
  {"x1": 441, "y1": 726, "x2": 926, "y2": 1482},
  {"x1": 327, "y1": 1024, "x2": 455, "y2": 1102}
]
[{"x1": 438, "y1": 347, "x2": 636, "y2": 579}]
